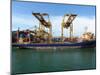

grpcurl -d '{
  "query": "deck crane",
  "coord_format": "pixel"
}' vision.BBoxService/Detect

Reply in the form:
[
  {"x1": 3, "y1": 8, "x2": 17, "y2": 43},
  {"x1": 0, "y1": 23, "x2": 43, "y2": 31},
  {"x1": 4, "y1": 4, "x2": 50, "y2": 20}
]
[
  {"x1": 61, "y1": 14, "x2": 77, "y2": 42},
  {"x1": 32, "y1": 13, "x2": 52, "y2": 43}
]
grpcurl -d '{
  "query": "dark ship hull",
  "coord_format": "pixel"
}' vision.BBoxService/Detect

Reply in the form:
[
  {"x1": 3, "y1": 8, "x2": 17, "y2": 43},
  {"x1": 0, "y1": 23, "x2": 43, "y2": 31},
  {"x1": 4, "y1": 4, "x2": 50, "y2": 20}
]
[{"x1": 12, "y1": 40, "x2": 96, "y2": 48}]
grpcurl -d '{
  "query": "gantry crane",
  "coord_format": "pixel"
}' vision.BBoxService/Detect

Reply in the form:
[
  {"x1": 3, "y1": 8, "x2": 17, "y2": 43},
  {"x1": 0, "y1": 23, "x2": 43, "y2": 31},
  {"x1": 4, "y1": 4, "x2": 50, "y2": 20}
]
[
  {"x1": 61, "y1": 14, "x2": 77, "y2": 42},
  {"x1": 32, "y1": 13, "x2": 52, "y2": 43}
]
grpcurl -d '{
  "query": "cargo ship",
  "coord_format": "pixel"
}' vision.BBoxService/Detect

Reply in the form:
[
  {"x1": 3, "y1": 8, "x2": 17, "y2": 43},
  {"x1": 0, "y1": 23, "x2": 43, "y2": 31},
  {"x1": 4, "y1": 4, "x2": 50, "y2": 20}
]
[{"x1": 12, "y1": 13, "x2": 96, "y2": 48}]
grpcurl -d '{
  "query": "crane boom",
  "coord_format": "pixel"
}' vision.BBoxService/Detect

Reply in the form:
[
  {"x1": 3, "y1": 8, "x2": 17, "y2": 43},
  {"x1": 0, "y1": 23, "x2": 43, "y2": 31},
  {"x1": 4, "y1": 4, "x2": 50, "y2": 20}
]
[
  {"x1": 63, "y1": 14, "x2": 77, "y2": 28},
  {"x1": 32, "y1": 13, "x2": 51, "y2": 28}
]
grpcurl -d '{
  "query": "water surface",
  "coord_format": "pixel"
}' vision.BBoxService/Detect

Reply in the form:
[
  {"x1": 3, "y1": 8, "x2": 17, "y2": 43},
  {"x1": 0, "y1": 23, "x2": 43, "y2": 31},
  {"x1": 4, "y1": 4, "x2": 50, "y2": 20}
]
[{"x1": 11, "y1": 47, "x2": 96, "y2": 74}]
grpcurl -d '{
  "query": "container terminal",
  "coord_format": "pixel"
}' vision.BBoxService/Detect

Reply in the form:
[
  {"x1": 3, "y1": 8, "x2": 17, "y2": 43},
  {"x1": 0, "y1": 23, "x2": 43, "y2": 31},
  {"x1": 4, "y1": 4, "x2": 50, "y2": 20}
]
[{"x1": 12, "y1": 13, "x2": 96, "y2": 48}]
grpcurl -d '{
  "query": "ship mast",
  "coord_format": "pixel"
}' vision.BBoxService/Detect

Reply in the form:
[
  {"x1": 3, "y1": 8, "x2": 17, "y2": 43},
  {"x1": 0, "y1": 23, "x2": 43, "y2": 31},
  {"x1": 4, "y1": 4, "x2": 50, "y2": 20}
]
[{"x1": 16, "y1": 27, "x2": 20, "y2": 43}]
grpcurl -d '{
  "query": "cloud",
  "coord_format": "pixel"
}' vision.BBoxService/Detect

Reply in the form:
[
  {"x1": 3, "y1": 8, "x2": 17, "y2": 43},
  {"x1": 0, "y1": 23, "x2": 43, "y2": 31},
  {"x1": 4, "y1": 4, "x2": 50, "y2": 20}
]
[
  {"x1": 12, "y1": 15, "x2": 95, "y2": 37},
  {"x1": 12, "y1": 16, "x2": 39, "y2": 30},
  {"x1": 73, "y1": 16, "x2": 95, "y2": 36},
  {"x1": 50, "y1": 16, "x2": 95, "y2": 37}
]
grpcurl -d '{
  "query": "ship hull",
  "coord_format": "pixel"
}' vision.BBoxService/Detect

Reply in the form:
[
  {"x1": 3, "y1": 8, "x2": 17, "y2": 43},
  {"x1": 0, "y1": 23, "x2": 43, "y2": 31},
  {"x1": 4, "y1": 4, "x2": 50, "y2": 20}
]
[{"x1": 12, "y1": 40, "x2": 96, "y2": 49}]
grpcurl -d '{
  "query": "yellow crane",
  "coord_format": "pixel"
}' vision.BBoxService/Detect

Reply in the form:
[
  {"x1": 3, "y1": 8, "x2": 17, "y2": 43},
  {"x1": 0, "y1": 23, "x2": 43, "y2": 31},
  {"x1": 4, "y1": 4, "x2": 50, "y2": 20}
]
[
  {"x1": 32, "y1": 13, "x2": 52, "y2": 43},
  {"x1": 61, "y1": 14, "x2": 77, "y2": 42}
]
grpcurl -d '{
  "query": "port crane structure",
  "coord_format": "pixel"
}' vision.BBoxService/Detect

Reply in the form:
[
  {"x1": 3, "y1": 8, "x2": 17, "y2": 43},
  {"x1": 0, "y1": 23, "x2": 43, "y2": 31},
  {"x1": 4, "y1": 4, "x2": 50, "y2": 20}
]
[
  {"x1": 12, "y1": 13, "x2": 96, "y2": 48},
  {"x1": 32, "y1": 13, "x2": 52, "y2": 43},
  {"x1": 61, "y1": 14, "x2": 77, "y2": 42},
  {"x1": 16, "y1": 13, "x2": 77, "y2": 43}
]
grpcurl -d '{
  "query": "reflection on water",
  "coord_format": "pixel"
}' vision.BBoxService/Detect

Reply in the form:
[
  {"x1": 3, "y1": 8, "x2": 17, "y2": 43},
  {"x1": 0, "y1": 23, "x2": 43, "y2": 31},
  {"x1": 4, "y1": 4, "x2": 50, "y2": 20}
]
[{"x1": 11, "y1": 47, "x2": 96, "y2": 74}]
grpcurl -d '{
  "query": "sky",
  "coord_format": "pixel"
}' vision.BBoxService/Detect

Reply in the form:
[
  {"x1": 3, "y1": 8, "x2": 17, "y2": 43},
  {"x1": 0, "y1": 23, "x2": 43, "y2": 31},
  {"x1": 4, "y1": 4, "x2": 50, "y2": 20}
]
[{"x1": 12, "y1": 1, "x2": 96, "y2": 37}]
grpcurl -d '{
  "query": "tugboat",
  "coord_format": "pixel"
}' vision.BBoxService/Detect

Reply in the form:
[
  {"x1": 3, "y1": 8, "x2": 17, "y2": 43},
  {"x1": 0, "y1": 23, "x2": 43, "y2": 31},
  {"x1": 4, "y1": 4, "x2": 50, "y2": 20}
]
[{"x1": 12, "y1": 13, "x2": 96, "y2": 48}]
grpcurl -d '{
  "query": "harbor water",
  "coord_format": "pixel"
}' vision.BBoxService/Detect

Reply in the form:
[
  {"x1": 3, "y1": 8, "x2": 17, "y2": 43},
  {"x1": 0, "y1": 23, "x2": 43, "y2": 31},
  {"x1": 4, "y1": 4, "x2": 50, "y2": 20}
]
[{"x1": 11, "y1": 47, "x2": 96, "y2": 74}]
